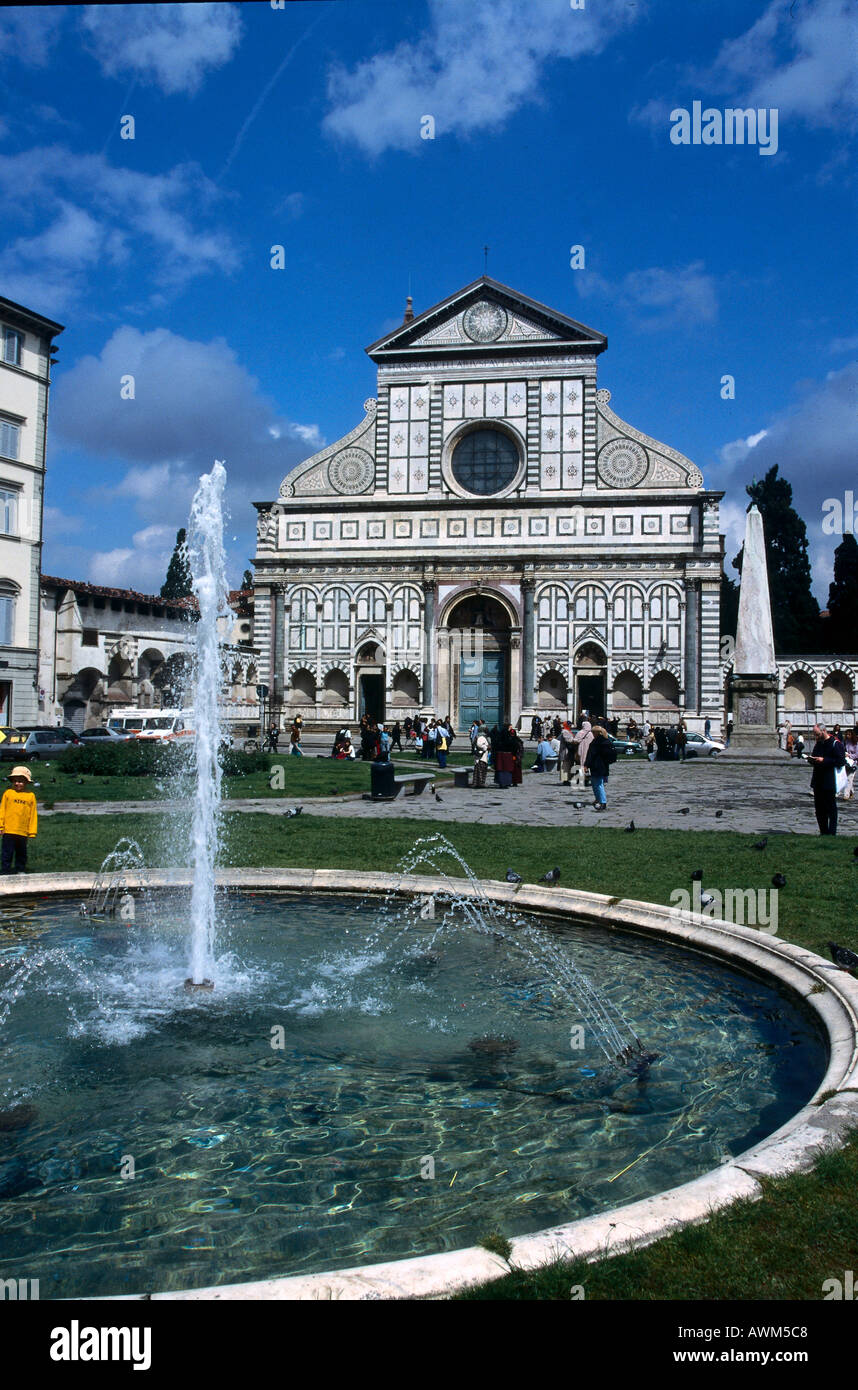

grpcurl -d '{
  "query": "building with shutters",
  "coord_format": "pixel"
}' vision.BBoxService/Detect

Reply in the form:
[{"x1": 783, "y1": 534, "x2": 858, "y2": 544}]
[
  {"x1": 252, "y1": 277, "x2": 725, "y2": 733},
  {"x1": 0, "y1": 297, "x2": 64, "y2": 726}
]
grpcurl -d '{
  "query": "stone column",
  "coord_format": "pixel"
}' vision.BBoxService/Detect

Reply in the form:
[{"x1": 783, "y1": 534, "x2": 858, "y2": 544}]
[
  {"x1": 521, "y1": 577, "x2": 535, "y2": 711},
  {"x1": 422, "y1": 580, "x2": 435, "y2": 708},
  {"x1": 684, "y1": 579, "x2": 700, "y2": 716},
  {"x1": 272, "y1": 586, "x2": 285, "y2": 715}
]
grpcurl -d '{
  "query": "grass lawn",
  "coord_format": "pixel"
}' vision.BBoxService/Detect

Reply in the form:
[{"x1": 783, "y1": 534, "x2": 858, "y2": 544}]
[
  {"x1": 30, "y1": 750, "x2": 472, "y2": 804},
  {"x1": 12, "y1": 809, "x2": 858, "y2": 1302},
  {"x1": 32, "y1": 745, "x2": 656, "y2": 804}
]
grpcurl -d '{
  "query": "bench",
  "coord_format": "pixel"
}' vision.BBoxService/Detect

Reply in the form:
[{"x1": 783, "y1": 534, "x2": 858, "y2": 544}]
[{"x1": 363, "y1": 772, "x2": 435, "y2": 802}]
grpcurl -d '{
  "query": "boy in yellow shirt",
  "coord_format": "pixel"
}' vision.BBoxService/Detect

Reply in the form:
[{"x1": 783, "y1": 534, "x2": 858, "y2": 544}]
[{"x1": 0, "y1": 765, "x2": 38, "y2": 874}]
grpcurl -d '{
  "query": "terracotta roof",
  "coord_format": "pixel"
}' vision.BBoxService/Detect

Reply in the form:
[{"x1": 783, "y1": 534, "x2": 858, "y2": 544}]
[{"x1": 41, "y1": 575, "x2": 199, "y2": 611}]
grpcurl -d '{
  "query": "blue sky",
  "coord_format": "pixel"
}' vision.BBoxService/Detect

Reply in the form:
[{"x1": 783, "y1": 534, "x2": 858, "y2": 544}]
[{"x1": 1, "y1": 0, "x2": 855, "y2": 599}]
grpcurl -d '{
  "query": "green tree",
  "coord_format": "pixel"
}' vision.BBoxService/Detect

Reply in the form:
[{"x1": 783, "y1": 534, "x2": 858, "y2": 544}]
[
  {"x1": 825, "y1": 532, "x2": 858, "y2": 654},
  {"x1": 732, "y1": 466, "x2": 820, "y2": 654},
  {"x1": 720, "y1": 569, "x2": 739, "y2": 644},
  {"x1": 161, "y1": 528, "x2": 193, "y2": 601}
]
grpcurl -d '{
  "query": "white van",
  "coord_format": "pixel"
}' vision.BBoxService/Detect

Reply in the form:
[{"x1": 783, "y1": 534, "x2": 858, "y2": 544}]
[{"x1": 107, "y1": 709, "x2": 195, "y2": 742}]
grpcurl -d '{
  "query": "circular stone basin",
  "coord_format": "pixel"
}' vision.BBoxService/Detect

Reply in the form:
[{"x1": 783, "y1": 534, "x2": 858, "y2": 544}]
[{"x1": 0, "y1": 890, "x2": 827, "y2": 1298}]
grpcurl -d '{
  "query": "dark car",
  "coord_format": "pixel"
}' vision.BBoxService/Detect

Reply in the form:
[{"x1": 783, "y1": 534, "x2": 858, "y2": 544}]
[
  {"x1": 609, "y1": 735, "x2": 644, "y2": 756},
  {"x1": 13, "y1": 726, "x2": 81, "y2": 759}
]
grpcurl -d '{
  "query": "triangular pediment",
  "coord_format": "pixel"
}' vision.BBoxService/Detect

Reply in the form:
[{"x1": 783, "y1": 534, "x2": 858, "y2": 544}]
[{"x1": 367, "y1": 277, "x2": 606, "y2": 360}]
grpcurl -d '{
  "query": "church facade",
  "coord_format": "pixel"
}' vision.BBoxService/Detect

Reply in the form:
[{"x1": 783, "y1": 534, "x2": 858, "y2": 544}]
[{"x1": 253, "y1": 277, "x2": 724, "y2": 733}]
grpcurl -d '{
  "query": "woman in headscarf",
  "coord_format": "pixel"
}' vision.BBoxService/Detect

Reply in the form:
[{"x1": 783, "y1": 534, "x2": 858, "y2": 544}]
[
  {"x1": 559, "y1": 721, "x2": 575, "y2": 785},
  {"x1": 572, "y1": 720, "x2": 593, "y2": 790}
]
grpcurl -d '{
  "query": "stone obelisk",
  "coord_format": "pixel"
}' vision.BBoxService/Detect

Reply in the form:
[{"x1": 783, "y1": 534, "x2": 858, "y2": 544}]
[{"x1": 726, "y1": 504, "x2": 780, "y2": 756}]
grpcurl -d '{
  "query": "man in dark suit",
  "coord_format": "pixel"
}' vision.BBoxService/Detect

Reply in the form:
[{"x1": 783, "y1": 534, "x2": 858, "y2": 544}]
[{"x1": 808, "y1": 722, "x2": 846, "y2": 835}]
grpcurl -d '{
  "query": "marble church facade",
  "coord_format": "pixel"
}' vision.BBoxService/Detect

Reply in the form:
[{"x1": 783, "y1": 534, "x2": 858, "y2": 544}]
[{"x1": 253, "y1": 277, "x2": 724, "y2": 733}]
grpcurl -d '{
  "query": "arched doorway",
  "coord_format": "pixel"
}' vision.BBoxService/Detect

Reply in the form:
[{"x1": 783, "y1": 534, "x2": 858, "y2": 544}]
[
  {"x1": 574, "y1": 642, "x2": 607, "y2": 721},
  {"x1": 446, "y1": 594, "x2": 511, "y2": 729},
  {"x1": 355, "y1": 642, "x2": 385, "y2": 720}
]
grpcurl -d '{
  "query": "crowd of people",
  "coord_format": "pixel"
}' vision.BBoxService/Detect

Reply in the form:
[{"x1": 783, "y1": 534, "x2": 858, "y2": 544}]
[{"x1": 258, "y1": 706, "x2": 855, "y2": 834}]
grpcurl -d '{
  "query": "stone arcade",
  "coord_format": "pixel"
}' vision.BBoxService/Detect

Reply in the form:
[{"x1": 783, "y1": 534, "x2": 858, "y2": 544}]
[{"x1": 253, "y1": 277, "x2": 724, "y2": 732}]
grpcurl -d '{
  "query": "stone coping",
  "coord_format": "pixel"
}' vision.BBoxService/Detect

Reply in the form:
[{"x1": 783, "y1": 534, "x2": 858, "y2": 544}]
[{"x1": 2, "y1": 869, "x2": 857, "y2": 1302}]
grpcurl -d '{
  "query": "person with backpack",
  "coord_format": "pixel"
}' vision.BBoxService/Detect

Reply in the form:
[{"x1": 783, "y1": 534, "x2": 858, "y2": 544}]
[
  {"x1": 435, "y1": 719, "x2": 449, "y2": 769},
  {"x1": 585, "y1": 725, "x2": 617, "y2": 811}
]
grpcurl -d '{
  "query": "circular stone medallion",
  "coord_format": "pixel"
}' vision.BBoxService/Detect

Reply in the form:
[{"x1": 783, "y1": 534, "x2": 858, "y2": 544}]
[
  {"x1": 598, "y1": 437, "x2": 649, "y2": 488},
  {"x1": 462, "y1": 301, "x2": 508, "y2": 343},
  {"x1": 328, "y1": 448, "x2": 375, "y2": 495}
]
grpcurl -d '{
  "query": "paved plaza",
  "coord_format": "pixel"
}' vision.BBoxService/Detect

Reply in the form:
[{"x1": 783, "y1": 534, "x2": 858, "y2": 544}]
[{"x1": 45, "y1": 754, "x2": 857, "y2": 839}]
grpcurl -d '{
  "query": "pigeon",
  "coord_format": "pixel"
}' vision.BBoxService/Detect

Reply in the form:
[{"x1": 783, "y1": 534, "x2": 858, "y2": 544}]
[
  {"x1": 76, "y1": 778, "x2": 84, "y2": 786},
  {"x1": 434, "y1": 791, "x2": 443, "y2": 803},
  {"x1": 700, "y1": 891, "x2": 716, "y2": 909},
  {"x1": 715, "y1": 810, "x2": 724, "y2": 819},
  {"x1": 752, "y1": 838, "x2": 768, "y2": 851},
  {"x1": 772, "y1": 873, "x2": 786, "y2": 889},
  {"x1": 678, "y1": 807, "x2": 690, "y2": 815},
  {"x1": 624, "y1": 820, "x2": 635, "y2": 833},
  {"x1": 329, "y1": 787, "x2": 339, "y2": 796},
  {"x1": 284, "y1": 805, "x2": 304, "y2": 818},
  {"x1": 572, "y1": 801, "x2": 585, "y2": 809},
  {"x1": 690, "y1": 869, "x2": 703, "y2": 881},
  {"x1": 540, "y1": 867, "x2": 561, "y2": 885},
  {"x1": 505, "y1": 869, "x2": 523, "y2": 883},
  {"x1": 827, "y1": 941, "x2": 858, "y2": 971}
]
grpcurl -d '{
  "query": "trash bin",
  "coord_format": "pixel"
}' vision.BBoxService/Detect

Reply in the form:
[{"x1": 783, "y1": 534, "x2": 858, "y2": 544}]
[
  {"x1": 370, "y1": 760, "x2": 396, "y2": 798},
  {"x1": 453, "y1": 769, "x2": 470, "y2": 788}
]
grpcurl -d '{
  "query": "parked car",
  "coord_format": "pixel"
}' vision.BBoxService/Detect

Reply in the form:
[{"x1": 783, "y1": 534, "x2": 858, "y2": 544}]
[
  {"x1": 79, "y1": 726, "x2": 135, "y2": 742},
  {"x1": 609, "y1": 735, "x2": 645, "y2": 756},
  {"x1": 0, "y1": 727, "x2": 28, "y2": 760},
  {"x1": 682, "y1": 731, "x2": 725, "y2": 758},
  {"x1": 13, "y1": 726, "x2": 81, "y2": 759}
]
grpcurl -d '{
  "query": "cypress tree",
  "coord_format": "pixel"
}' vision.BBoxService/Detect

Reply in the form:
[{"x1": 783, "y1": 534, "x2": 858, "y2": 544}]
[
  {"x1": 161, "y1": 528, "x2": 193, "y2": 601},
  {"x1": 825, "y1": 532, "x2": 858, "y2": 654}
]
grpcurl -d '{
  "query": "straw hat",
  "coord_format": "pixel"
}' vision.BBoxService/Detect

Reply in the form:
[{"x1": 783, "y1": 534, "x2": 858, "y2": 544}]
[{"x1": 9, "y1": 765, "x2": 32, "y2": 782}]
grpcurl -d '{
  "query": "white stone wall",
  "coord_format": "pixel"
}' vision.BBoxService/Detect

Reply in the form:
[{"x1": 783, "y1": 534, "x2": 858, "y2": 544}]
[{"x1": 0, "y1": 304, "x2": 61, "y2": 725}]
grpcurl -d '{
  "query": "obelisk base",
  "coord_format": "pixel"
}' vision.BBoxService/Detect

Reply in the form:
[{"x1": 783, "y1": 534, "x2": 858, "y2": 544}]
[{"x1": 724, "y1": 674, "x2": 783, "y2": 759}]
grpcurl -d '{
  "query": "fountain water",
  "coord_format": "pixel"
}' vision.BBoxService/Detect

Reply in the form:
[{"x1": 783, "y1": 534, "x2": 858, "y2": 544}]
[
  {"x1": 80, "y1": 838, "x2": 150, "y2": 918},
  {"x1": 370, "y1": 833, "x2": 655, "y2": 1070},
  {"x1": 185, "y1": 460, "x2": 229, "y2": 988}
]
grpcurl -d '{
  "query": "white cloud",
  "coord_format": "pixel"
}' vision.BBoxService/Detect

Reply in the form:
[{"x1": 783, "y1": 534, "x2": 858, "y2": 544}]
[
  {"x1": 712, "y1": 362, "x2": 858, "y2": 598},
  {"x1": 0, "y1": 9, "x2": 67, "y2": 67},
  {"x1": 829, "y1": 335, "x2": 858, "y2": 354},
  {"x1": 707, "y1": 0, "x2": 858, "y2": 130},
  {"x1": 276, "y1": 192, "x2": 305, "y2": 220},
  {"x1": 323, "y1": 0, "x2": 639, "y2": 157},
  {"x1": 50, "y1": 326, "x2": 322, "y2": 589},
  {"x1": 80, "y1": 3, "x2": 243, "y2": 96},
  {"x1": 577, "y1": 261, "x2": 718, "y2": 329},
  {"x1": 633, "y1": 0, "x2": 858, "y2": 142},
  {"x1": 0, "y1": 145, "x2": 238, "y2": 312},
  {"x1": 89, "y1": 523, "x2": 176, "y2": 592},
  {"x1": 42, "y1": 506, "x2": 83, "y2": 536},
  {"x1": 719, "y1": 428, "x2": 768, "y2": 469}
]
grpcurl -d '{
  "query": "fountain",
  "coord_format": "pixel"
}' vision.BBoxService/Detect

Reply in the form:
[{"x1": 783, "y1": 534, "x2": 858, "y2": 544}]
[
  {"x1": 0, "y1": 458, "x2": 847, "y2": 1300},
  {"x1": 184, "y1": 460, "x2": 229, "y2": 990}
]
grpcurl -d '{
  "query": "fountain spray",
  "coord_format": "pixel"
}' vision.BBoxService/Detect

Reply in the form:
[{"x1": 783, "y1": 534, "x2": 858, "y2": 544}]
[{"x1": 185, "y1": 460, "x2": 229, "y2": 988}]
